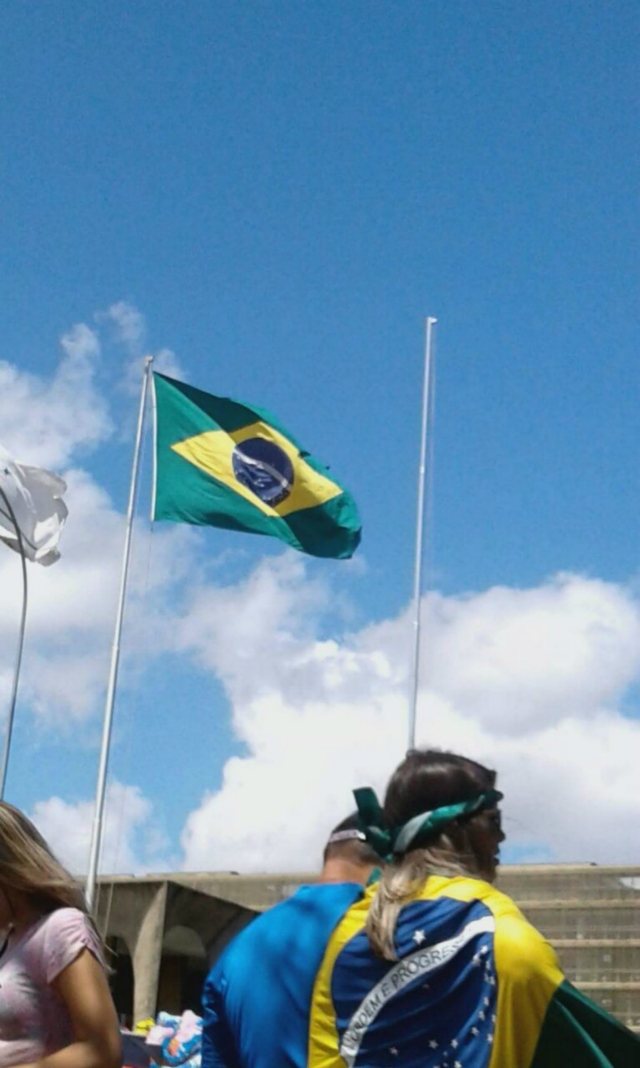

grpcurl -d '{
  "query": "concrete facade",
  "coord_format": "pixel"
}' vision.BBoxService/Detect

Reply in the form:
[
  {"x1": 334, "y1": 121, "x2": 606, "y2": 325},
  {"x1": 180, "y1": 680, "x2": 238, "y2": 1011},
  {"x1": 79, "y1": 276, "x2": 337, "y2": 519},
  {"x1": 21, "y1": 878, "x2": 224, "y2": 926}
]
[{"x1": 94, "y1": 864, "x2": 640, "y2": 1032}]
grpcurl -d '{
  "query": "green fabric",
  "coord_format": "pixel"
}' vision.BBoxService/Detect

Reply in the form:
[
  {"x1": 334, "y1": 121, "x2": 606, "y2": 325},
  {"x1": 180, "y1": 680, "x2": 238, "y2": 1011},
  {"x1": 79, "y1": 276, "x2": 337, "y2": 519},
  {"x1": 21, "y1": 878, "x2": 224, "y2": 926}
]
[
  {"x1": 152, "y1": 372, "x2": 361, "y2": 559},
  {"x1": 353, "y1": 786, "x2": 503, "y2": 860},
  {"x1": 531, "y1": 980, "x2": 640, "y2": 1067},
  {"x1": 353, "y1": 788, "x2": 389, "y2": 859},
  {"x1": 393, "y1": 789, "x2": 503, "y2": 854}
]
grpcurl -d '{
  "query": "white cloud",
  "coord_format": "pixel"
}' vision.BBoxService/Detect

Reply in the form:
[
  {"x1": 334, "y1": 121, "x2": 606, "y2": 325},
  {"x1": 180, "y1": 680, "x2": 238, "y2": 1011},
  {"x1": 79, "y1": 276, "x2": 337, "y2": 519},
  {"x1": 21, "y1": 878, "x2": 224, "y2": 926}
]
[
  {"x1": 0, "y1": 311, "x2": 200, "y2": 728},
  {"x1": 423, "y1": 575, "x2": 640, "y2": 732},
  {"x1": 0, "y1": 323, "x2": 112, "y2": 469},
  {"x1": 101, "y1": 300, "x2": 185, "y2": 394},
  {"x1": 31, "y1": 780, "x2": 168, "y2": 876},
  {"x1": 178, "y1": 558, "x2": 640, "y2": 873},
  {"x1": 0, "y1": 467, "x2": 201, "y2": 726},
  {"x1": 105, "y1": 301, "x2": 146, "y2": 353},
  {"x1": 175, "y1": 553, "x2": 334, "y2": 713},
  {"x1": 152, "y1": 347, "x2": 184, "y2": 379}
]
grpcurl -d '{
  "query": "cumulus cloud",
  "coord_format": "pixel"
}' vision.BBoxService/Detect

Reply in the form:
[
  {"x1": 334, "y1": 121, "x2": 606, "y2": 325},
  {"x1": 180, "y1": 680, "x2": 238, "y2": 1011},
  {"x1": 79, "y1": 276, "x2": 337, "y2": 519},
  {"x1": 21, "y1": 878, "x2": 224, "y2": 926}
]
[
  {"x1": 423, "y1": 576, "x2": 640, "y2": 732},
  {"x1": 31, "y1": 779, "x2": 169, "y2": 875},
  {"x1": 0, "y1": 322, "x2": 111, "y2": 468},
  {"x1": 0, "y1": 464, "x2": 200, "y2": 726},
  {"x1": 178, "y1": 558, "x2": 640, "y2": 873},
  {"x1": 105, "y1": 301, "x2": 146, "y2": 353},
  {"x1": 0, "y1": 310, "x2": 198, "y2": 727},
  {"x1": 101, "y1": 300, "x2": 185, "y2": 394}
]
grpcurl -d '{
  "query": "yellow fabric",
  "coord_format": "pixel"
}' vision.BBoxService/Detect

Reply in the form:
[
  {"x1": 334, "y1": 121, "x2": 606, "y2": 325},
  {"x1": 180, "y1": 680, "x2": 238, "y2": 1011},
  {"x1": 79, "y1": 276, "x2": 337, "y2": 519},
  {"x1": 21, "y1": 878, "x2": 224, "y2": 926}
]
[
  {"x1": 171, "y1": 421, "x2": 341, "y2": 518},
  {"x1": 133, "y1": 1017, "x2": 155, "y2": 1034},
  {"x1": 308, "y1": 875, "x2": 564, "y2": 1068},
  {"x1": 309, "y1": 886, "x2": 375, "y2": 1067},
  {"x1": 419, "y1": 878, "x2": 563, "y2": 1068}
]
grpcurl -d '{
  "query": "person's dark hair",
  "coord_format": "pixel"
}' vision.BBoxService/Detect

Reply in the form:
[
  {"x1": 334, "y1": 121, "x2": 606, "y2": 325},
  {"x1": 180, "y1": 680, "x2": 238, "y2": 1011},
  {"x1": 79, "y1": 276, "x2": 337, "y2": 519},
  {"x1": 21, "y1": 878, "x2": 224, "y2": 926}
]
[
  {"x1": 367, "y1": 749, "x2": 499, "y2": 960},
  {"x1": 383, "y1": 750, "x2": 496, "y2": 829},
  {"x1": 323, "y1": 812, "x2": 379, "y2": 868}
]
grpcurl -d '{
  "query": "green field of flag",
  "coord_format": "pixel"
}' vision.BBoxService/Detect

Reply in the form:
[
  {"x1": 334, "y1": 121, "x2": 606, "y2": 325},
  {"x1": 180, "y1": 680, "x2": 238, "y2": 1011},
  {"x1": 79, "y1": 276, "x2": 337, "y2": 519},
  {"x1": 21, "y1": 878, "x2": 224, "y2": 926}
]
[{"x1": 152, "y1": 372, "x2": 361, "y2": 559}]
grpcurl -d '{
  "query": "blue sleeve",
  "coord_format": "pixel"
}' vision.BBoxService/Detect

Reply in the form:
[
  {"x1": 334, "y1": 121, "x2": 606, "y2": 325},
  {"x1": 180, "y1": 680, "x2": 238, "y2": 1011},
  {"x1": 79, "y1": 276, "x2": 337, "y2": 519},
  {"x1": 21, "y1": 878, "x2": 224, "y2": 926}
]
[{"x1": 201, "y1": 965, "x2": 240, "y2": 1068}]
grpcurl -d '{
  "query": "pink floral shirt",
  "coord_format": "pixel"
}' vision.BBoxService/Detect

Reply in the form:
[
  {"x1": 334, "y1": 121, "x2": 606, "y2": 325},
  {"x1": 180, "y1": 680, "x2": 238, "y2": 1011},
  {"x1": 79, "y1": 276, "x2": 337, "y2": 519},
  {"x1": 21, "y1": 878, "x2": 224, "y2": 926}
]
[{"x1": 0, "y1": 907, "x2": 103, "y2": 1067}]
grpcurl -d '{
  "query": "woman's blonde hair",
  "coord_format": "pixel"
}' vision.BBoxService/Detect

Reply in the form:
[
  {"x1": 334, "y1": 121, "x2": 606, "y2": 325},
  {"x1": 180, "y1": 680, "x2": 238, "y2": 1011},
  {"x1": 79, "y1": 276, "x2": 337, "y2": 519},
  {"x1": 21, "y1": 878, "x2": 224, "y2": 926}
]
[
  {"x1": 366, "y1": 750, "x2": 497, "y2": 961},
  {"x1": 0, "y1": 801, "x2": 101, "y2": 945}
]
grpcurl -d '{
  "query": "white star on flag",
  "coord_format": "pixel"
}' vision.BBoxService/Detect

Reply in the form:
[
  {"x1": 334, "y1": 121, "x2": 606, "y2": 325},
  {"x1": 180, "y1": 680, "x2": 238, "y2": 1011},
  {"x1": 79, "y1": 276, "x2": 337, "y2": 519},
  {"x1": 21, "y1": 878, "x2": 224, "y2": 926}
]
[{"x1": 413, "y1": 929, "x2": 426, "y2": 945}]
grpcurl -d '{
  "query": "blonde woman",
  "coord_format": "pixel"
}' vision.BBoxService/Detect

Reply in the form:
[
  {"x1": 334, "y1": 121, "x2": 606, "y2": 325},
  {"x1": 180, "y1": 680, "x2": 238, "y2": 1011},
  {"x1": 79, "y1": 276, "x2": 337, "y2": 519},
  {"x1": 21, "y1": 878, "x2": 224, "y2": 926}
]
[
  {"x1": 308, "y1": 749, "x2": 639, "y2": 1067},
  {"x1": 0, "y1": 801, "x2": 121, "y2": 1068}
]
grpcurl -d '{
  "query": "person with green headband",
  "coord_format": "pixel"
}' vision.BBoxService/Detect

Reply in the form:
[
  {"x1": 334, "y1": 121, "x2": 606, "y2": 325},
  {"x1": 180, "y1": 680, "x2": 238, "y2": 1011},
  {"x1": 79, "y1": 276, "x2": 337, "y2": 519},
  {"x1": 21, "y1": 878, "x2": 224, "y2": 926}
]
[{"x1": 308, "y1": 748, "x2": 639, "y2": 1068}]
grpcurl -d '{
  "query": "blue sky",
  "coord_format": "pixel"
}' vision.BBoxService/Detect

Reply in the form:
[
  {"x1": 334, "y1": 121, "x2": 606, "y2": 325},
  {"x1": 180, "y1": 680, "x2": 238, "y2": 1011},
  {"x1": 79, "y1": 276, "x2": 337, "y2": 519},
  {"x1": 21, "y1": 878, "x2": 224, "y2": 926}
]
[{"x1": 0, "y1": 2, "x2": 639, "y2": 874}]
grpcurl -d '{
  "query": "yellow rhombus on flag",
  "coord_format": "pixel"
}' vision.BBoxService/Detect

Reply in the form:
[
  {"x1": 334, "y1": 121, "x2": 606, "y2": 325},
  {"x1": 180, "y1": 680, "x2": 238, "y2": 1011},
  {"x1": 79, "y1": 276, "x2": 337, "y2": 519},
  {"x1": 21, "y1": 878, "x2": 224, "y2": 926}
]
[{"x1": 152, "y1": 372, "x2": 361, "y2": 559}]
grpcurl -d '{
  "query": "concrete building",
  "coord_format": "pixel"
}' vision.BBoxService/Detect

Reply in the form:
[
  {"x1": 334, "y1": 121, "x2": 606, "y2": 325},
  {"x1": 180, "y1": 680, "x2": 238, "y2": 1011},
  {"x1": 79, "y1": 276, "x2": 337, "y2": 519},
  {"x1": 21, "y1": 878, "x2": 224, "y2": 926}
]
[{"x1": 94, "y1": 864, "x2": 640, "y2": 1033}]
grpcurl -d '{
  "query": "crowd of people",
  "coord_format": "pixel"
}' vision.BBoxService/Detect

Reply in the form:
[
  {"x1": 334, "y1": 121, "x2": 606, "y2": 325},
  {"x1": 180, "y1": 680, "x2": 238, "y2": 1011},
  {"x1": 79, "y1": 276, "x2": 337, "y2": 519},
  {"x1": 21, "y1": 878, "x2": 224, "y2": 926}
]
[{"x1": 0, "y1": 749, "x2": 638, "y2": 1068}]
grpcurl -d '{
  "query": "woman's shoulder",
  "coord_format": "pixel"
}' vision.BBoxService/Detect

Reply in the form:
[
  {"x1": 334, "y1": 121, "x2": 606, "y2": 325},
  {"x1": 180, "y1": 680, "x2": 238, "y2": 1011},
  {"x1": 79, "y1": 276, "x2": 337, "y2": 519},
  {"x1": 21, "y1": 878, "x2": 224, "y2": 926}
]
[
  {"x1": 418, "y1": 874, "x2": 525, "y2": 916},
  {"x1": 31, "y1": 908, "x2": 104, "y2": 981},
  {"x1": 28, "y1": 908, "x2": 100, "y2": 960},
  {"x1": 36, "y1": 907, "x2": 93, "y2": 936},
  {"x1": 416, "y1": 876, "x2": 563, "y2": 984}
]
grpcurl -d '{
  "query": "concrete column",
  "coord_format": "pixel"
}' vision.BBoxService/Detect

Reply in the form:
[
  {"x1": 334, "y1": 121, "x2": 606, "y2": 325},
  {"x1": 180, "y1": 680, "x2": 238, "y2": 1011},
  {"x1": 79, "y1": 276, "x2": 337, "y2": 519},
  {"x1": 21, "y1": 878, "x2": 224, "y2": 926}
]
[{"x1": 131, "y1": 883, "x2": 168, "y2": 1022}]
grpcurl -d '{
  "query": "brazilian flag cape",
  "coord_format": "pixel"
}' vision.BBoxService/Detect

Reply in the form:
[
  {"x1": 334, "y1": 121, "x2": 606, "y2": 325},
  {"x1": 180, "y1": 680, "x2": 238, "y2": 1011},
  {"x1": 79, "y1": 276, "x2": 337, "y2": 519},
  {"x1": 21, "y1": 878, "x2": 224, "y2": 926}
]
[
  {"x1": 152, "y1": 372, "x2": 361, "y2": 559},
  {"x1": 308, "y1": 875, "x2": 639, "y2": 1068}
]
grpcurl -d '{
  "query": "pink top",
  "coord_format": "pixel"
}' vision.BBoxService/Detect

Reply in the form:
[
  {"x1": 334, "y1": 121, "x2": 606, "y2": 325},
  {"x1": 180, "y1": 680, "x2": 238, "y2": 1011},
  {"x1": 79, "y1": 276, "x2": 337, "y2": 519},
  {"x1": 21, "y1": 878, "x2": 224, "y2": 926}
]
[{"x1": 0, "y1": 907, "x2": 103, "y2": 1067}]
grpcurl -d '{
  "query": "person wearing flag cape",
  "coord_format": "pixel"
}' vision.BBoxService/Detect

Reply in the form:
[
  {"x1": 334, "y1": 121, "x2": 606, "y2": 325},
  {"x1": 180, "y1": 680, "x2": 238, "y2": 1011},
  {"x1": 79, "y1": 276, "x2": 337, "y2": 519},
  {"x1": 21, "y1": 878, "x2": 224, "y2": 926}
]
[{"x1": 308, "y1": 749, "x2": 639, "y2": 1067}]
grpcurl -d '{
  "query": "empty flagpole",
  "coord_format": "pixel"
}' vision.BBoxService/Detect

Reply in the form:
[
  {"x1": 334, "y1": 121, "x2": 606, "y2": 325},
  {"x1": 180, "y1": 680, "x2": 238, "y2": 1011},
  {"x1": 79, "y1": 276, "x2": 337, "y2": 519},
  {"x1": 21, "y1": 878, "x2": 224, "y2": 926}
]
[
  {"x1": 0, "y1": 486, "x2": 28, "y2": 799},
  {"x1": 86, "y1": 356, "x2": 154, "y2": 911},
  {"x1": 408, "y1": 317, "x2": 437, "y2": 750}
]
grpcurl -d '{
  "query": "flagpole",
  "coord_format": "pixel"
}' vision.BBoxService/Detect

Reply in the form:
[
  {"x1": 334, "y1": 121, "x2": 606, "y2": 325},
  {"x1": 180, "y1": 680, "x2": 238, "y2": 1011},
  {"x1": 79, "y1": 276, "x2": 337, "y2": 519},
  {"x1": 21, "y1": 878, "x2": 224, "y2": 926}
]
[
  {"x1": 408, "y1": 317, "x2": 437, "y2": 750},
  {"x1": 0, "y1": 487, "x2": 28, "y2": 800},
  {"x1": 86, "y1": 356, "x2": 154, "y2": 911}
]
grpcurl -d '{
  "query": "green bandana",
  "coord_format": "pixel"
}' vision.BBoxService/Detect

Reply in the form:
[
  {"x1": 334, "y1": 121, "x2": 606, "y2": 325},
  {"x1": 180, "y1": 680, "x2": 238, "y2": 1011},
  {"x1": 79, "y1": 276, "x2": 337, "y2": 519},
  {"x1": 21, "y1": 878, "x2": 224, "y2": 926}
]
[{"x1": 353, "y1": 786, "x2": 503, "y2": 861}]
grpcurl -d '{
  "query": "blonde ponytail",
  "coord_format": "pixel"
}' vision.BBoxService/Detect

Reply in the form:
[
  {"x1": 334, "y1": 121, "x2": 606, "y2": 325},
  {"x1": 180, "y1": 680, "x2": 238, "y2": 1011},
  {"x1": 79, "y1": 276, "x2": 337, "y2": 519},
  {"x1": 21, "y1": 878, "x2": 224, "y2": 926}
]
[{"x1": 366, "y1": 835, "x2": 475, "y2": 961}]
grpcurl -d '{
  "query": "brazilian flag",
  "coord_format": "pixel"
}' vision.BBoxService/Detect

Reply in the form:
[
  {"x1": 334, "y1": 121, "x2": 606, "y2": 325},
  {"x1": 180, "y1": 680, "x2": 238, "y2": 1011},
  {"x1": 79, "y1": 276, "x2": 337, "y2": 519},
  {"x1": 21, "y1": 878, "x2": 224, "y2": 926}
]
[
  {"x1": 152, "y1": 373, "x2": 361, "y2": 559},
  {"x1": 309, "y1": 876, "x2": 640, "y2": 1067}
]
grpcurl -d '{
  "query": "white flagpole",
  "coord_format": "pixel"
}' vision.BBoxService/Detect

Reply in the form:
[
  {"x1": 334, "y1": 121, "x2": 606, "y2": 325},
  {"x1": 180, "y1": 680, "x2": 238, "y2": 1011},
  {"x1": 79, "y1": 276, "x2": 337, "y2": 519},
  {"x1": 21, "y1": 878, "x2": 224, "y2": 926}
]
[
  {"x1": 408, "y1": 317, "x2": 437, "y2": 750},
  {"x1": 86, "y1": 356, "x2": 154, "y2": 911},
  {"x1": 0, "y1": 487, "x2": 28, "y2": 799}
]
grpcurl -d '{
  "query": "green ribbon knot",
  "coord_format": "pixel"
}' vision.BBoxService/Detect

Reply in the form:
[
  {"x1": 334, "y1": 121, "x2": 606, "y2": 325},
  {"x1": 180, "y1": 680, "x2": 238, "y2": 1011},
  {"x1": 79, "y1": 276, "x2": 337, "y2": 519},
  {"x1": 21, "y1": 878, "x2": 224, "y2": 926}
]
[{"x1": 354, "y1": 786, "x2": 503, "y2": 861}]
